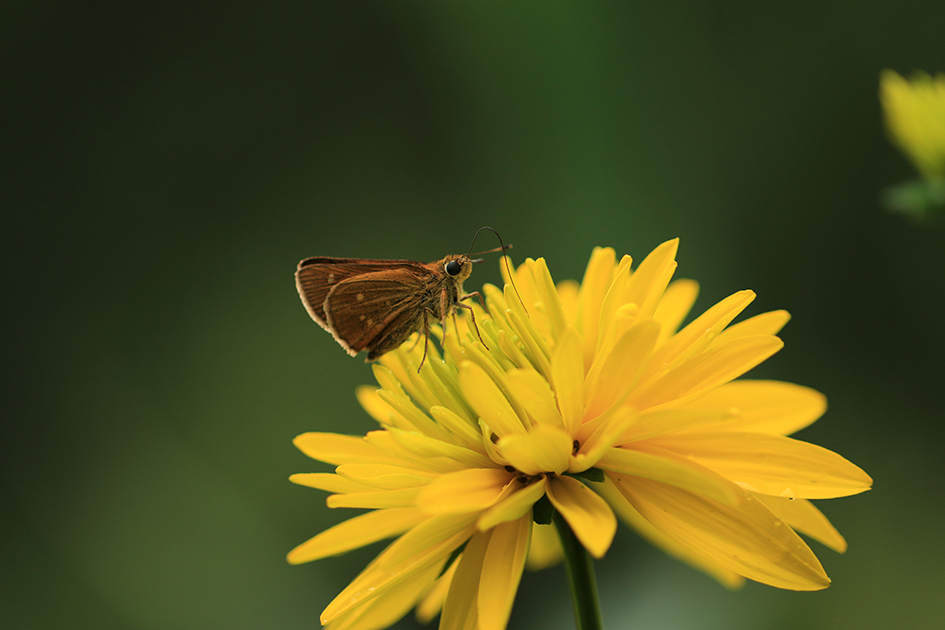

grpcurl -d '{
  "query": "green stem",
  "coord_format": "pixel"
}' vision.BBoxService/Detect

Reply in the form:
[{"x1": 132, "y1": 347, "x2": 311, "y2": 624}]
[{"x1": 553, "y1": 510, "x2": 604, "y2": 630}]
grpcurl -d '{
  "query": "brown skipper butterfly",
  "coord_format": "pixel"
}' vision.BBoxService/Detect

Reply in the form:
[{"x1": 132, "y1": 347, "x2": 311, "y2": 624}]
[{"x1": 295, "y1": 227, "x2": 515, "y2": 370}]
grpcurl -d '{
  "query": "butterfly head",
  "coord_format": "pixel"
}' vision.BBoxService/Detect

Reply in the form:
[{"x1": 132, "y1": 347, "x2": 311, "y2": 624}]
[{"x1": 443, "y1": 254, "x2": 474, "y2": 283}]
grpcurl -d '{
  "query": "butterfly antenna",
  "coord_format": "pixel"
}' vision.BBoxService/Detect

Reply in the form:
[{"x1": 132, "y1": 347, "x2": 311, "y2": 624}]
[{"x1": 465, "y1": 226, "x2": 527, "y2": 315}]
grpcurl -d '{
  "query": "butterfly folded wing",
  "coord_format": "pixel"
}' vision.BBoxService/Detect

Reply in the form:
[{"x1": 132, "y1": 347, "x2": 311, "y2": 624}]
[
  {"x1": 324, "y1": 269, "x2": 429, "y2": 359},
  {"x1": 295, "y1": 257, "x2": 423, "y2": 331}
]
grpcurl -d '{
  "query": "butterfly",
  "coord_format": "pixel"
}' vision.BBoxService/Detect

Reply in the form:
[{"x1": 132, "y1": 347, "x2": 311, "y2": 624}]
[{"x1": 295, "y1": 227, "x2": 513, "y2": 370}]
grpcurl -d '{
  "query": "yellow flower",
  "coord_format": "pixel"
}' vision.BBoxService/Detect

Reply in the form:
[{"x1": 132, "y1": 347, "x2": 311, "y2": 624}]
[
  {"x1": 881, "y1": 69, "x2": 945, "y2": 178},
  {"x1": 288, "y1": 240, "x2": 872, "y2": 630}
]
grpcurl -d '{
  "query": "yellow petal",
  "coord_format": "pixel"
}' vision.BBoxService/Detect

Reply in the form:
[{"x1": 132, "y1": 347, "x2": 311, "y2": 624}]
[
  {"x1": 372, "y1": 363, "x2": 446, "y2": 439},
  {"x1": 503, "y1": 368, "x2": 565, "y2": 429},
  {"x1": 530, "y1": 257, "x2": 568, "y2": 341},
  {"x1": 355, "y1": 385, "x2": 409, "y2": 428},
  {"x1": 478, "y1": 516, "x2": 531, "y2": 630},
  {"x1": 287, "y1": 508, "x2": 427, "y2": 564},
  {"x1": 498, "y1": 327, "x2": 535, "y2": 373},
  {"x1": 681, "y1": 380, "x2": 827, "y2": 435},
  {"x1": 377, "y1": 351, "x2": 439, "y2": 412},
  {"x1": 386, "y1": 427, "x2": 493, "y2": 469},
  {"x1": 577, "y1": 247, "x2": 616, "y2": 369},
  {"x1": 335, "y1": 463, "x2": 434, "y2": 489},
  {"x1": 756, "y1": 496, "x2": 847, "y2": 553},
  {"x1": 460, "y1": 361, "x2": 528, "y2": 438},
  {"x1": 597, "y1": 443, "x2": 740, "y2": 505},
  {"x1": 584, "y1": 320, "x2": 659, "y2": 418},
  {"x1": 327, "y1": 487, "x2": 422, "y2": 509},
  {"x1": 289, "y1": 472, "x2": 374, "y2": 493},
  {"x1": 551, "y1": 327, "x2": 585, "y2": 434},
  {"x1": 504, "y1": 288, "x2": 554, "y2": 378},
  {"x1": 478, "y1": 476, "x2": 548, "y2": 530},
  {"x1": 653, "y1": 279, "x2": 699, "y2": 342},
  {"x1": 440, "y1": 531, "x2": 491, "y2": 630},
  {"x1": 709, "y1": 310, "x2": 791, "y2": 348},
  {"x1": 611, "y1": 474, "x2": 831, "y2": 590},
  {"x1": 525, "y1": 522, "x2": 564, "y2": 571},
  {"x1": 293, "y1": 433, "x2": 405, "y2": 466},
  {"x1": 546, "y1": 475, "x2": 616, "y2": 558},
  {"x1": 651, "y1": 431, "x2": 873, "y2": 499},
  {"x1": 377, "y1": 388, "x2": 450, "y2": 442},
  {"x1": 326, "y1": 561, "x2": 443, "y2": 630},
  {"x1": 498, "y1": 424, "x2": 573, "y2": 476},
  {"x1": 614, "y1": 408, "x2": 734, "y2": 443},
  {"x1": 429, "y1": 405, "x2": 488, "y2": 453},
  {"x1": 376, "y1": 513, "x2": 479, "y2": 570},
  {"x1": 417, "y1": 468, "x2": 514, "y2": 514},
  {"x1": 321, "y1": 515, "x2": 477, "y2": 623},
  {"x1": 624, "y1": 238, "x2": 679, "y2": 320},
  {"x1": 572, "y1": 405, "x2": 637, "y2": 473},
  {"x1": 480, "y1": 321, "x2": 514, "y2": 372},
  {"x1": 509, "y1": 258, "x2": 541, "y2": 315},
  {"x1": 642, "y1": 290, "x2": 756, "y2": 383},
  {"x1": 426, "y1": 354, "x2": 476, "y2": 421},
  {"x1": 557, "y1": 279, "x2": 580, "y2": 326},
  {"x1": 630, "y1": 335, "x2": 784, "y2": 412},
  {"x1": 415, "y1": 557, "x2": 458, "y2": 623},
  {"x1": 594, "y1": 476, "x2": 744, "y2": 589},
  {"x1": 363, "y1": 430, "x2": 467, "y2": 474},
  {"x1": 880, "y1": 69, "x2": 945, "y2": 177},
  {"x1": 596, "y1": 255, "x2": 634, "y2": 354},
  {"x1": 462, "y1": 337, "x2": 518, "y2": 392}
]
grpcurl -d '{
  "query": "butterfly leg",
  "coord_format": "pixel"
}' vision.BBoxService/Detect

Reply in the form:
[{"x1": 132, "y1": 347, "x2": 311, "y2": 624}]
[
  {"x1": 405, "y1": 331, "x2": 423, "y2": 353},
  {"x1": 458, "y1": 291, "x2": 489, "y2": 349},
  {"x1": 417, "y1": 309, "x2": 432, "y2": 372},
  {"x1": 460, "y1": 291, "x2": 488, "y2": 314},
  {"x1": 453, "y1": 302, "x2": 489, "y2": 350}
]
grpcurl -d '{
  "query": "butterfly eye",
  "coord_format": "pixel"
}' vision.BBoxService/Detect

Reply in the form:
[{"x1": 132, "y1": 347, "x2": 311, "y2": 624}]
[{"x1": 445, "y1": 260, "x2": 463, "y2": 276}]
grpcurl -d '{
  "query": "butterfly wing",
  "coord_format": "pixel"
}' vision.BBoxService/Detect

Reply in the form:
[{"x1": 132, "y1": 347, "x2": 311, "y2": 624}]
[
  {"x1": 295, "y1": 257, "x2": 422, "y2": 332},
  {"x1": 324, "y1": 268, "x2": 429, "y2": 357}
]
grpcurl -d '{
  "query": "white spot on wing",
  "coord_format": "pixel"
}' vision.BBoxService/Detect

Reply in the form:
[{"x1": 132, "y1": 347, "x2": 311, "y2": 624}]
[{"x1": 357, "y1": 293, "x2": 365, "y2": 301}]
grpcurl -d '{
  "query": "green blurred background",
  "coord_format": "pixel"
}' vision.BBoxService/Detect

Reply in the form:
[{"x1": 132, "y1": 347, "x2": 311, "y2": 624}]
[{"x1": 3, "y1": 2, "x2": 944, "y2": 629}]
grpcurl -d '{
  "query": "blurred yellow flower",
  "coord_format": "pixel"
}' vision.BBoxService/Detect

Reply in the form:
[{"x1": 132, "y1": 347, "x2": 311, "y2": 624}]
[
  {"x1": 881, "y1": 69, "x2": 945, "y2": 178},
  {"x1": 289, "y1": 240, "x2": 872, "y2": 630}
]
